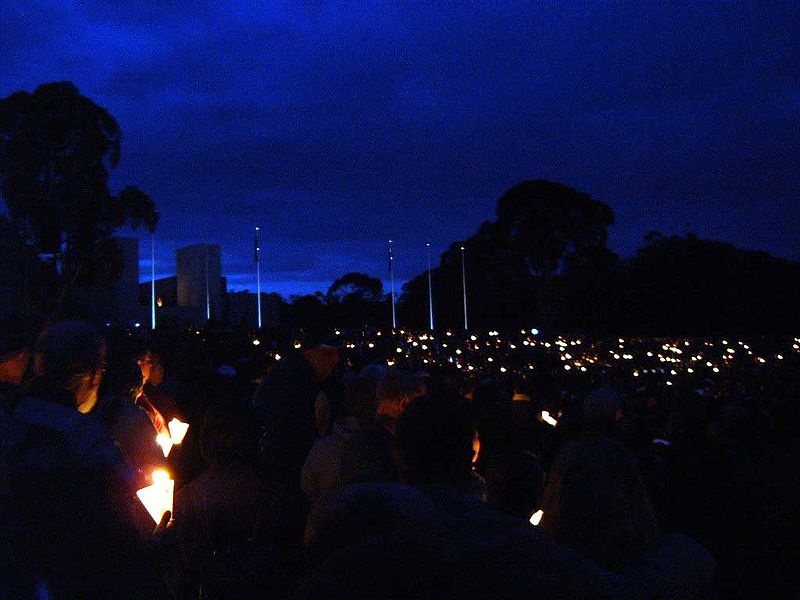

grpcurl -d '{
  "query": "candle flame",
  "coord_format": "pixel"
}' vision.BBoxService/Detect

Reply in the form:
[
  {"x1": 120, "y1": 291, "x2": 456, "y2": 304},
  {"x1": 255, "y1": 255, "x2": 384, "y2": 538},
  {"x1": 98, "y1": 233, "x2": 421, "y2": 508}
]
[
  {"x1": 168, "y1": 418, "x2": 189, "y2": 445},
  {"x1": 156, "y1": 433, "x2": 173, "y2": 457},
  {"x1": 136, "y1": 469, "x2": 174, "y2": 524}
]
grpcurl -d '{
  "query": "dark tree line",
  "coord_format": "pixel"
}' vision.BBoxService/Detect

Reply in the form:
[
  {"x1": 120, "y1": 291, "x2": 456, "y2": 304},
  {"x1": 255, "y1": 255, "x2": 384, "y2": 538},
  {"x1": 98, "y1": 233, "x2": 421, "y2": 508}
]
[
  {"x1": 3, "y1": 82, "x2": 797, "y2": 334},
  {"x1": 398, "y1": 183, "x2": 799, "y2": 336}
]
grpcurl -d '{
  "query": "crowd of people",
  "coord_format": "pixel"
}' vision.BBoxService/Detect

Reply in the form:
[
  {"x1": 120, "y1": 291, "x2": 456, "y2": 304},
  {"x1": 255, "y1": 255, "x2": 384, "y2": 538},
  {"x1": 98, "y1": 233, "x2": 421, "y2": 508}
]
[{"x1": 1, "y1": 318, "x2": 798, "y2": 598}]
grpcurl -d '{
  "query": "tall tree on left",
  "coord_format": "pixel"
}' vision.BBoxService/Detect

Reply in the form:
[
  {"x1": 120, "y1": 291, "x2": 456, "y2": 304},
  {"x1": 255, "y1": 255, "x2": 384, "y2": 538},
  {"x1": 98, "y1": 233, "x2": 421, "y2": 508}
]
[{"x1": 0, "y1": 82, "x2": 159, "y2": 315}]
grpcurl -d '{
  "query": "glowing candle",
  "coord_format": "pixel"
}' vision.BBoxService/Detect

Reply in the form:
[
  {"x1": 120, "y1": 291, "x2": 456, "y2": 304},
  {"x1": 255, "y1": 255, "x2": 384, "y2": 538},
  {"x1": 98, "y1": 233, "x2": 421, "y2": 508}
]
[
  {"x1": 530, "y1": 509, "x2": 544, "y2": 526},
  {"x1": 156, "y1": 433, "x2": 173, "y2": 458},
  {"x1": 168, "y1": 418, "x2": 189, "y2": 445},
  {"x1": 136, "y1": 469, "x2": 174, "y2": 524},
  {"x1": 541, "y1": 411, "x2": 558, "y2": 427}
]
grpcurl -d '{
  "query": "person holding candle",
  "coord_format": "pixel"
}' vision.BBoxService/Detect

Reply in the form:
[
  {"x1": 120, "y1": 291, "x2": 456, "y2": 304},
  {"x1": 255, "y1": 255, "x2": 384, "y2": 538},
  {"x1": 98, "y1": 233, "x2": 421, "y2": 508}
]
[{"x1": 0, "y1": 320, "x2": 168, "y2": 597}]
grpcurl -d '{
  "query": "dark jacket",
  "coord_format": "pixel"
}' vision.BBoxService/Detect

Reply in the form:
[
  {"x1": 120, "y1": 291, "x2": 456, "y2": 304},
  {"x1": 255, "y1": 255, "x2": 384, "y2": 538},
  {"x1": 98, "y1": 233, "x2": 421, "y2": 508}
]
[{"x1": 0, "y1": 377, "x2": 166, "y2": 598}]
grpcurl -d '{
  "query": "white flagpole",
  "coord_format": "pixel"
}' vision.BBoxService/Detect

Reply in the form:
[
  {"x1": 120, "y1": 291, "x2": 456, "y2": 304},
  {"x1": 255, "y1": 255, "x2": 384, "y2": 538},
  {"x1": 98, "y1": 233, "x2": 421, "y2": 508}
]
[
  {"x1": 460, "y1": 245, "x2": 468, "y2": 331},
  {"x1": 389, "y1": 239, "x2": 396, "y2": 329},
  {"x1": 150, "y1": 234, "x2": 156, "y2": 330},
  {"x1": 427, "y1": 243, "x2": 434, "y2": 331},
  {"x1": 205, "y1": 242, "x2": 211, "y2": 321},
  {"x1": 255, "y1": 226, "x2": 262, "y2": 329}
]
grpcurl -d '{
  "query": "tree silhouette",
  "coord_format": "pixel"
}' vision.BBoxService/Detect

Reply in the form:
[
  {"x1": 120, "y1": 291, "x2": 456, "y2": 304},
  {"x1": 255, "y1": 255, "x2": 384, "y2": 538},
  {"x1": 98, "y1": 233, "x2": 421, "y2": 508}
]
[
  {"x1": 326, "y1": 272, "x2": 383, "y2": 304},
  {"x1": 496, "y1": 180, "x2": 614, "y2": 324},
  {"x1": 0, "y1": 82, "x2": 159, "y2": 313}
]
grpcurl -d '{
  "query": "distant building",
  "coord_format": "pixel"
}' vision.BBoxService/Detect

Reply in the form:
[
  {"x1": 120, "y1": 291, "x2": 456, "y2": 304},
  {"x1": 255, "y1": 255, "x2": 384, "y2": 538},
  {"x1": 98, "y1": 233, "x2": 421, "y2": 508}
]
[
  {"x1": 176, "y1": 244, "x2": 225, "y2": 321},
  {"x1": 138, "y1": 276, "x2": 177, "y2": 308},
  {"x1": 89, "y1": 237, "x2": 143, "y2": 327}
]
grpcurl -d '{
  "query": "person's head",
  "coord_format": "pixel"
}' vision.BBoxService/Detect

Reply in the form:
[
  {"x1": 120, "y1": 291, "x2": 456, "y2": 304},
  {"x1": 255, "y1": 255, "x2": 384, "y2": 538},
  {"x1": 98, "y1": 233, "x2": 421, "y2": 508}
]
[
  {"x1": 34, "y1": 320, "x2": 106, "y2": 413},
  {"x1": 342, "y1": 376, "x2": 377, "y2": 421},
  {"x1": 146, "y1": 353, "x2": 164, "y2": 386},
  {"x1": 483, "y1": 451, "x2": 545, "y2": 518},
  {"x1": 304, "y1": 344, "x2": 340, "y2": 381},
  {"x1": 396, "y1": 391, "x2": 475, "y2": 485},
  {"x1": 376, "y1": 370, "x2": 426, "y2": 421},
  {"x1": 305, "y1": 482, "x2": 438, "y2": 567},
  {"x1": 0, "y1": 315, "x2": 42, "y2": 386},
  {"x1": 99, "y1": 360, "x2": 144, "y2": 405},
  {"x1": 136, "y1": 350, "x2": 157, "y2": 383},
  {"x1": 199, "y1": 400, "x2": 257, "y2": 465},
  {"x1": 582, "y1": 386, "x2": 624, "y2": 428},
  {"x1": 540, "y1": 435, "x2": 659, "y2": 570}
]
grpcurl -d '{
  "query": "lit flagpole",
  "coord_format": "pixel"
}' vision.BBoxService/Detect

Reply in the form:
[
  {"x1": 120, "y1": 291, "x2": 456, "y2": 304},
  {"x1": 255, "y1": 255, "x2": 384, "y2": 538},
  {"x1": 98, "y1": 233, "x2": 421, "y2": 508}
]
[
  {"x1": 426, "y1": 243, "x2": 434, "y2": 331},
  {"x1": 389, "y1": 239, "x2": 396, "y2": 329},
  {"x1": 204, "y1": 241, "x2": 211, "y2": 321},
  {"x1": 255, "y1": 226, "x2": 262, "y2": 329},
  {"x1": 460, "y1": 244, "x2": 468, "y2": 331},
  {"x1": 150, "y1": 234, "x2": 156, "y2": 330}
]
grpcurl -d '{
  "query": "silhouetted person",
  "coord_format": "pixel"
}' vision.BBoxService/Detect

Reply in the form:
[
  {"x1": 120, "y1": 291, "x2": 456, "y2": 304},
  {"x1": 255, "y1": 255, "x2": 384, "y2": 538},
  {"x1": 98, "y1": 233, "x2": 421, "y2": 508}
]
[
  {"x1": 301, "y1": 375, "x2": 378, "y2": 505},
  {"x1": 0, "y1": 320, "x2": 167, "y2": 598},
  {"x1": 0, "y1": 315, "x2": 41, "y2": 404},
  {"x1": 97, "y1": 360, "x2": 165, "y2": 475},
  {"x1": 175, "y1": 400, "x2": 289, "y2": 598},
  {"x1": 541, "y1": 435, "x2": 715, "y2": 597},
  {"x1": 301, "y1": 483, "x2": 439, "y2": 599}
]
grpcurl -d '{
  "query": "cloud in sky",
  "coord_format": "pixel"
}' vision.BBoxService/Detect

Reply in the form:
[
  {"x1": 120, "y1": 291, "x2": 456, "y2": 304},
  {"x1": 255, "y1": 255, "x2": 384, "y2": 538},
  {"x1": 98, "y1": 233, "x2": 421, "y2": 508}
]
[{"x1": 2, "y1": 1, "x2": 798, "y2": 296}]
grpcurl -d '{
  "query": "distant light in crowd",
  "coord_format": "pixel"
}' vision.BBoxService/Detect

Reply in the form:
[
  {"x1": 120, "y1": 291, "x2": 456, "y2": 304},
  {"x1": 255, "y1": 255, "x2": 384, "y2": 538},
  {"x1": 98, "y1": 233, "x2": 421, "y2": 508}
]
[
  {"x1": 530, "y1": 509, "x2": 544, "y2": 526},
  {"x1": 541, "y1": 411, "x2": 558, "y2": 426},
  {"x1": 252, "y1": 339, "x2": 260, "y2": 346}
]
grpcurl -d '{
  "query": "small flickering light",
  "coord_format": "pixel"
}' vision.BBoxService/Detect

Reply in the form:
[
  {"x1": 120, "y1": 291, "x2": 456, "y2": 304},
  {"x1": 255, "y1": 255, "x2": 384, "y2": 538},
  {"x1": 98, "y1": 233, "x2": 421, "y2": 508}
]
[
  {"x1": 712, "y1": 367, "x2": 720, "y2": 373},
  {"x1": 274, "y1": 353, "x2": 281, "y2": 361},
  {"x1": 777, "y1": 354, "x2": 784, "y2": 360},
  {"x1": 396, "y1": 347, "x2": 403, "y2": 353},
  {"x1": 687, "y1": 368, "x2": 694, "y2": 373},
  {"x1": 530, "y1": 509, "x2": 544, "y2": 526},
  {"x1": 294, "y1": 342, "x2": 302, "y2": 349},
  {"x1": 564, "y1": 364, "x2": 571, "y2": 370},
  {"x1": 252, "y1": 339, "x2": 260, "y2": 346},
  {"x1": 500, "y1": 367, "x2": 507, "y2": 373}
]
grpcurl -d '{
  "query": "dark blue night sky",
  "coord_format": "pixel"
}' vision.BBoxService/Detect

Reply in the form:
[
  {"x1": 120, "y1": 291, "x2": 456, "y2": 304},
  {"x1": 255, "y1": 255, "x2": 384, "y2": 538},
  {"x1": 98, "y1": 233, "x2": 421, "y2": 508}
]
[{"x1": 2, "y1": 2, "x2": 798, "y2": 297}]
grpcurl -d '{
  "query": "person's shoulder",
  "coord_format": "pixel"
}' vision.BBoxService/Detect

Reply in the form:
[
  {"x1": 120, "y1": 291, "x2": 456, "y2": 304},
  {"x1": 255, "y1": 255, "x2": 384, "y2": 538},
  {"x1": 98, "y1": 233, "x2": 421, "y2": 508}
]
[{"x1": 624, "y1": 533, "x2": 716, "y2": 599}]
